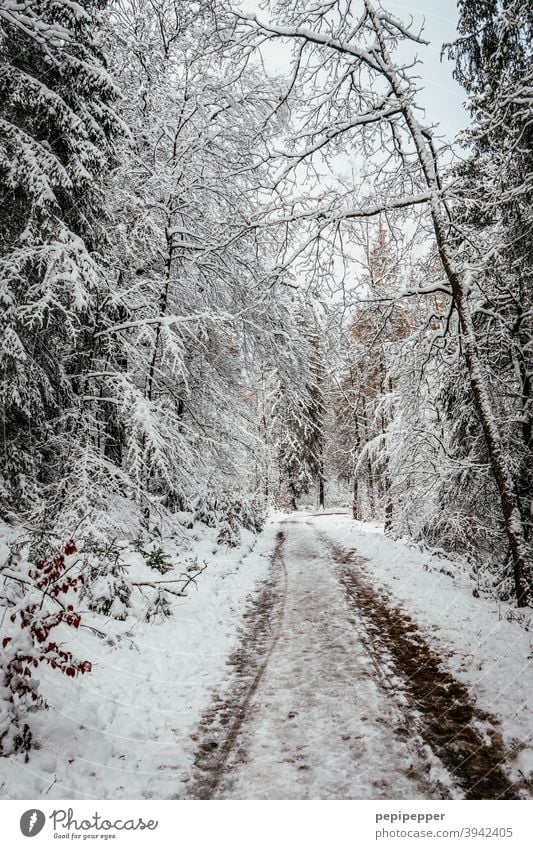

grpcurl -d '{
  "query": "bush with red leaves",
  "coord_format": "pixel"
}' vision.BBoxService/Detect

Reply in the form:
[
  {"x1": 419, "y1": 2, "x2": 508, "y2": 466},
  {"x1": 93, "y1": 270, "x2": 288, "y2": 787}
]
[{"x1": 0, "y1": 540, "x2": 91, "y2": 759}]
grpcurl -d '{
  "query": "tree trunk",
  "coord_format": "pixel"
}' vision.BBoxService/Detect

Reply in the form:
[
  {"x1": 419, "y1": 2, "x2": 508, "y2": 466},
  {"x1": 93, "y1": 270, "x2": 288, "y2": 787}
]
[
  {"x1": 384, "y1": 483, "x2": 393, "y2": 532},
  {"x1": 352, "y1": 475, "x2": 359, "y2": 519},
  {"x1": 435, "y1": 241, "x2": 531, "y2": 606},
  {"x1": 366, "y1": 0, "x2": 531, "y2": 605}
]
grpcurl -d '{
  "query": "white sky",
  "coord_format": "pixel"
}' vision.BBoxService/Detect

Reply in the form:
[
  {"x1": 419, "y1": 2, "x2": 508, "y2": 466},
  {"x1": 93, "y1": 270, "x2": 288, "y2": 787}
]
[
  {"x1": 388, "y1": 0, "x2": 467, "y2": 137},
  {"x1": 238, "y1": 0, "x2": 468, "y2": 140}
]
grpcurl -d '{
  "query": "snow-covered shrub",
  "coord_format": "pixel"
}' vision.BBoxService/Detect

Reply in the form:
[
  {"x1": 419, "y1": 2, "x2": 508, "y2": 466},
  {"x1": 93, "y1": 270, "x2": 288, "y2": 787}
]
[
  {"x1": 234, "y1": 498, "x2": 266, "y2": 534},
  {"x1": 192, "y1": 491, "x2": 266, "y2": 544},
  {"x1": 143, "y1": 589, "x2": 172, "y2": 624},
  {"x1": 140, "y1": 556, "x2": 208, "y2": 622},
  {"x1": 216, "y1": 497, "x2": 267, "y2": 546},
  {"x1": 80, "y1": 536, "x2": 132, "y2": 621},
  {"x1": 192, "y1": 495, "x2": 218, "y2": 529},
  {"x1": 217, "y1": 517, "x2": 240, "y2": 548},
  {"x1": 140, "y1": 545, "x2": 174, "y2": 575}
]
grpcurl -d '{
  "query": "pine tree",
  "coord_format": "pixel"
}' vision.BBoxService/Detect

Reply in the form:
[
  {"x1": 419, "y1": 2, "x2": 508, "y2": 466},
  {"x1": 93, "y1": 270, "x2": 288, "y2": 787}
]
[{"x1": 0, "y1": 0, "x2": 124, "y2": 518}]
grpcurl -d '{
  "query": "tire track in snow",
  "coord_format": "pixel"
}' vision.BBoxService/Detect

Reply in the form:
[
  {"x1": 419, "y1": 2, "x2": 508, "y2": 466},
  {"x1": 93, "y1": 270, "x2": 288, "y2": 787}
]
[
  {"x1": 319, "y1": 532, "x2": 523, "y2": 800},
  {"x1": 190, "y1": 518, "x2": 437, "y2": 799},
  {"x1": 189, "y1": 529, "x2": 288, "y2": 799}
]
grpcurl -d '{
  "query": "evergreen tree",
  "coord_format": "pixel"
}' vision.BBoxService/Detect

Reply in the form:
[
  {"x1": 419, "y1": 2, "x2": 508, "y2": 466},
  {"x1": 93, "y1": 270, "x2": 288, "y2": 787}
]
[{"x1": 0, "y1": 0, "x2": 123, "y2": 517}]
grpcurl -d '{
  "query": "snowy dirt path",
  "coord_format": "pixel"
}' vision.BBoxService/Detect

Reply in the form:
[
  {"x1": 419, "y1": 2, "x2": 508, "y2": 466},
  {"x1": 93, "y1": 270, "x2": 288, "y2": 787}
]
[{"x1": 190, "y1": 515, "x2": 523, "y2": 800}]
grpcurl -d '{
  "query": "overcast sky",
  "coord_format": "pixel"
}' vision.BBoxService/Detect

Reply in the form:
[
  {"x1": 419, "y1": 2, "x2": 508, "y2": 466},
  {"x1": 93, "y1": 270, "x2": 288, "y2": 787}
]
[
  {"x1": 239, "y1": 1, "x2": 468, "y2": 140},
  {"x1": 388, "y1": 0, "x2": 468, "y2": 137}
]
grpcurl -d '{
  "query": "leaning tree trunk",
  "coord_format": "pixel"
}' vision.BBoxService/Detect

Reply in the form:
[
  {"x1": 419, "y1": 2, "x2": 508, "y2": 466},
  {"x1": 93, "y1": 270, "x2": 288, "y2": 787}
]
[
  {"x1": 365, "y1": 0, "x2": 531, "y2": 606},
  {"x1": 434, "y1": 240, "x2": 531, "y2": 606}
]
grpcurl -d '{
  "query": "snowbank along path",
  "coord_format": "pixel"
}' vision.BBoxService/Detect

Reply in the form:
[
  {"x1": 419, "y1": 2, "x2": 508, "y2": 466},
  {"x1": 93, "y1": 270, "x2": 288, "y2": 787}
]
[{"x1": 191, "y1": 514, "x2": 527, "y2": 800}]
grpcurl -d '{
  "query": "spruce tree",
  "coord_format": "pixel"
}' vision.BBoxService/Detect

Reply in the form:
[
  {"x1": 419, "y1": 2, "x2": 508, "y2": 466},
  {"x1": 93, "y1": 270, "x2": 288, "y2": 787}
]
[
  {"x1": 272, "y1": 310, "x2": 325, "y2": 511},
  {"x1": 0, "y1": 1, "x2": 123, "y2": 517}
]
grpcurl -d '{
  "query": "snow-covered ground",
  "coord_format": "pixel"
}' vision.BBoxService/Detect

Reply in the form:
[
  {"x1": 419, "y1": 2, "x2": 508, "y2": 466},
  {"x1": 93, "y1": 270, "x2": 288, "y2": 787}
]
[
  {"x1": 1, "y1": 511, "x2": 532, "y2": 800},
  {"x1": 0, "y1": 518, "x2": 277, "y2": 799},
  {"x1": 215, "y1": 516, "x2": 443, "y2": 799},
  {"x1": 311, "y1": 512, "x2": 533, "y2": 790}
]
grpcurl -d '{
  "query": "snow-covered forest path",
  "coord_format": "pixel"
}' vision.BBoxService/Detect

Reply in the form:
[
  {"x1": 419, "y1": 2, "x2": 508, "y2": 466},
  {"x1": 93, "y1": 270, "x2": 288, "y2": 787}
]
[{"x1": 190, "y1": 515, "x2": 522, "y2": 801}]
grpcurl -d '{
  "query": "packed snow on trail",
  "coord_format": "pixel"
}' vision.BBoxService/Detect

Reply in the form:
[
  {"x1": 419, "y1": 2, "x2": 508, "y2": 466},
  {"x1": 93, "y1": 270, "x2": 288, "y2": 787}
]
[
  {"x1": 192, "y1": 513, "x2": 533, "y2": 800},
  {"x1": 1, "y1": 512, "x2": 532, "y2": 800}
]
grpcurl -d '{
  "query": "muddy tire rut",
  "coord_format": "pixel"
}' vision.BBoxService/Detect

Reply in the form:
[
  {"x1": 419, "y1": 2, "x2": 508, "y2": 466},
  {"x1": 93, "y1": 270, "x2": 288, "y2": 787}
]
[
  {"x1": 325, "y1": 537, "x2": 523, "y2": 800},
  {"x1": 189, "y1": 530, "x2": 288, "y2": 799},
  {"x1": 188, "y1": 520, "x2": 525, "y2": 799}
]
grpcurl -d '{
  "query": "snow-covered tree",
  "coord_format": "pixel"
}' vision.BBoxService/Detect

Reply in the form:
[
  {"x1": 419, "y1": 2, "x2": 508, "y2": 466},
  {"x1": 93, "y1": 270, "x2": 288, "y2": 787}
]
[
  {"x1": 77, "y1": 0, "x2": 305, "y2": 531},
  {"x1": 328, "y1": 227, "x2": 411, "y2": 524},
  {"x1": 267, "y1": 299, "x2": 326, "y2": 511},
  {"x1": 0, "y1": 0, "x2": 124, "y2": 518},
  {"x1": 235, "y1": 0, "x2": 532, "y2": 605},
  {"x1": 444, "y1": 0, "x2": 533, "y2": 564}
]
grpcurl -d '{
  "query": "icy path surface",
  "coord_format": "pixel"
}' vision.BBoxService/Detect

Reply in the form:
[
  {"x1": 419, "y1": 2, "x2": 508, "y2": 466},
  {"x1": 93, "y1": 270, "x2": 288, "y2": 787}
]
[
  {"x1": 193, "y1": 514, "x2": 529, "y2": 800},
  {"x1": 2, "y1": 512, "x2": 530, "y2": 799},
  {"x1": 217, "y1": 516, "x2": 432, "y2": 799},
  {"x1": 193, "y1": 516, "x2": 444, "y2": 799}
]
